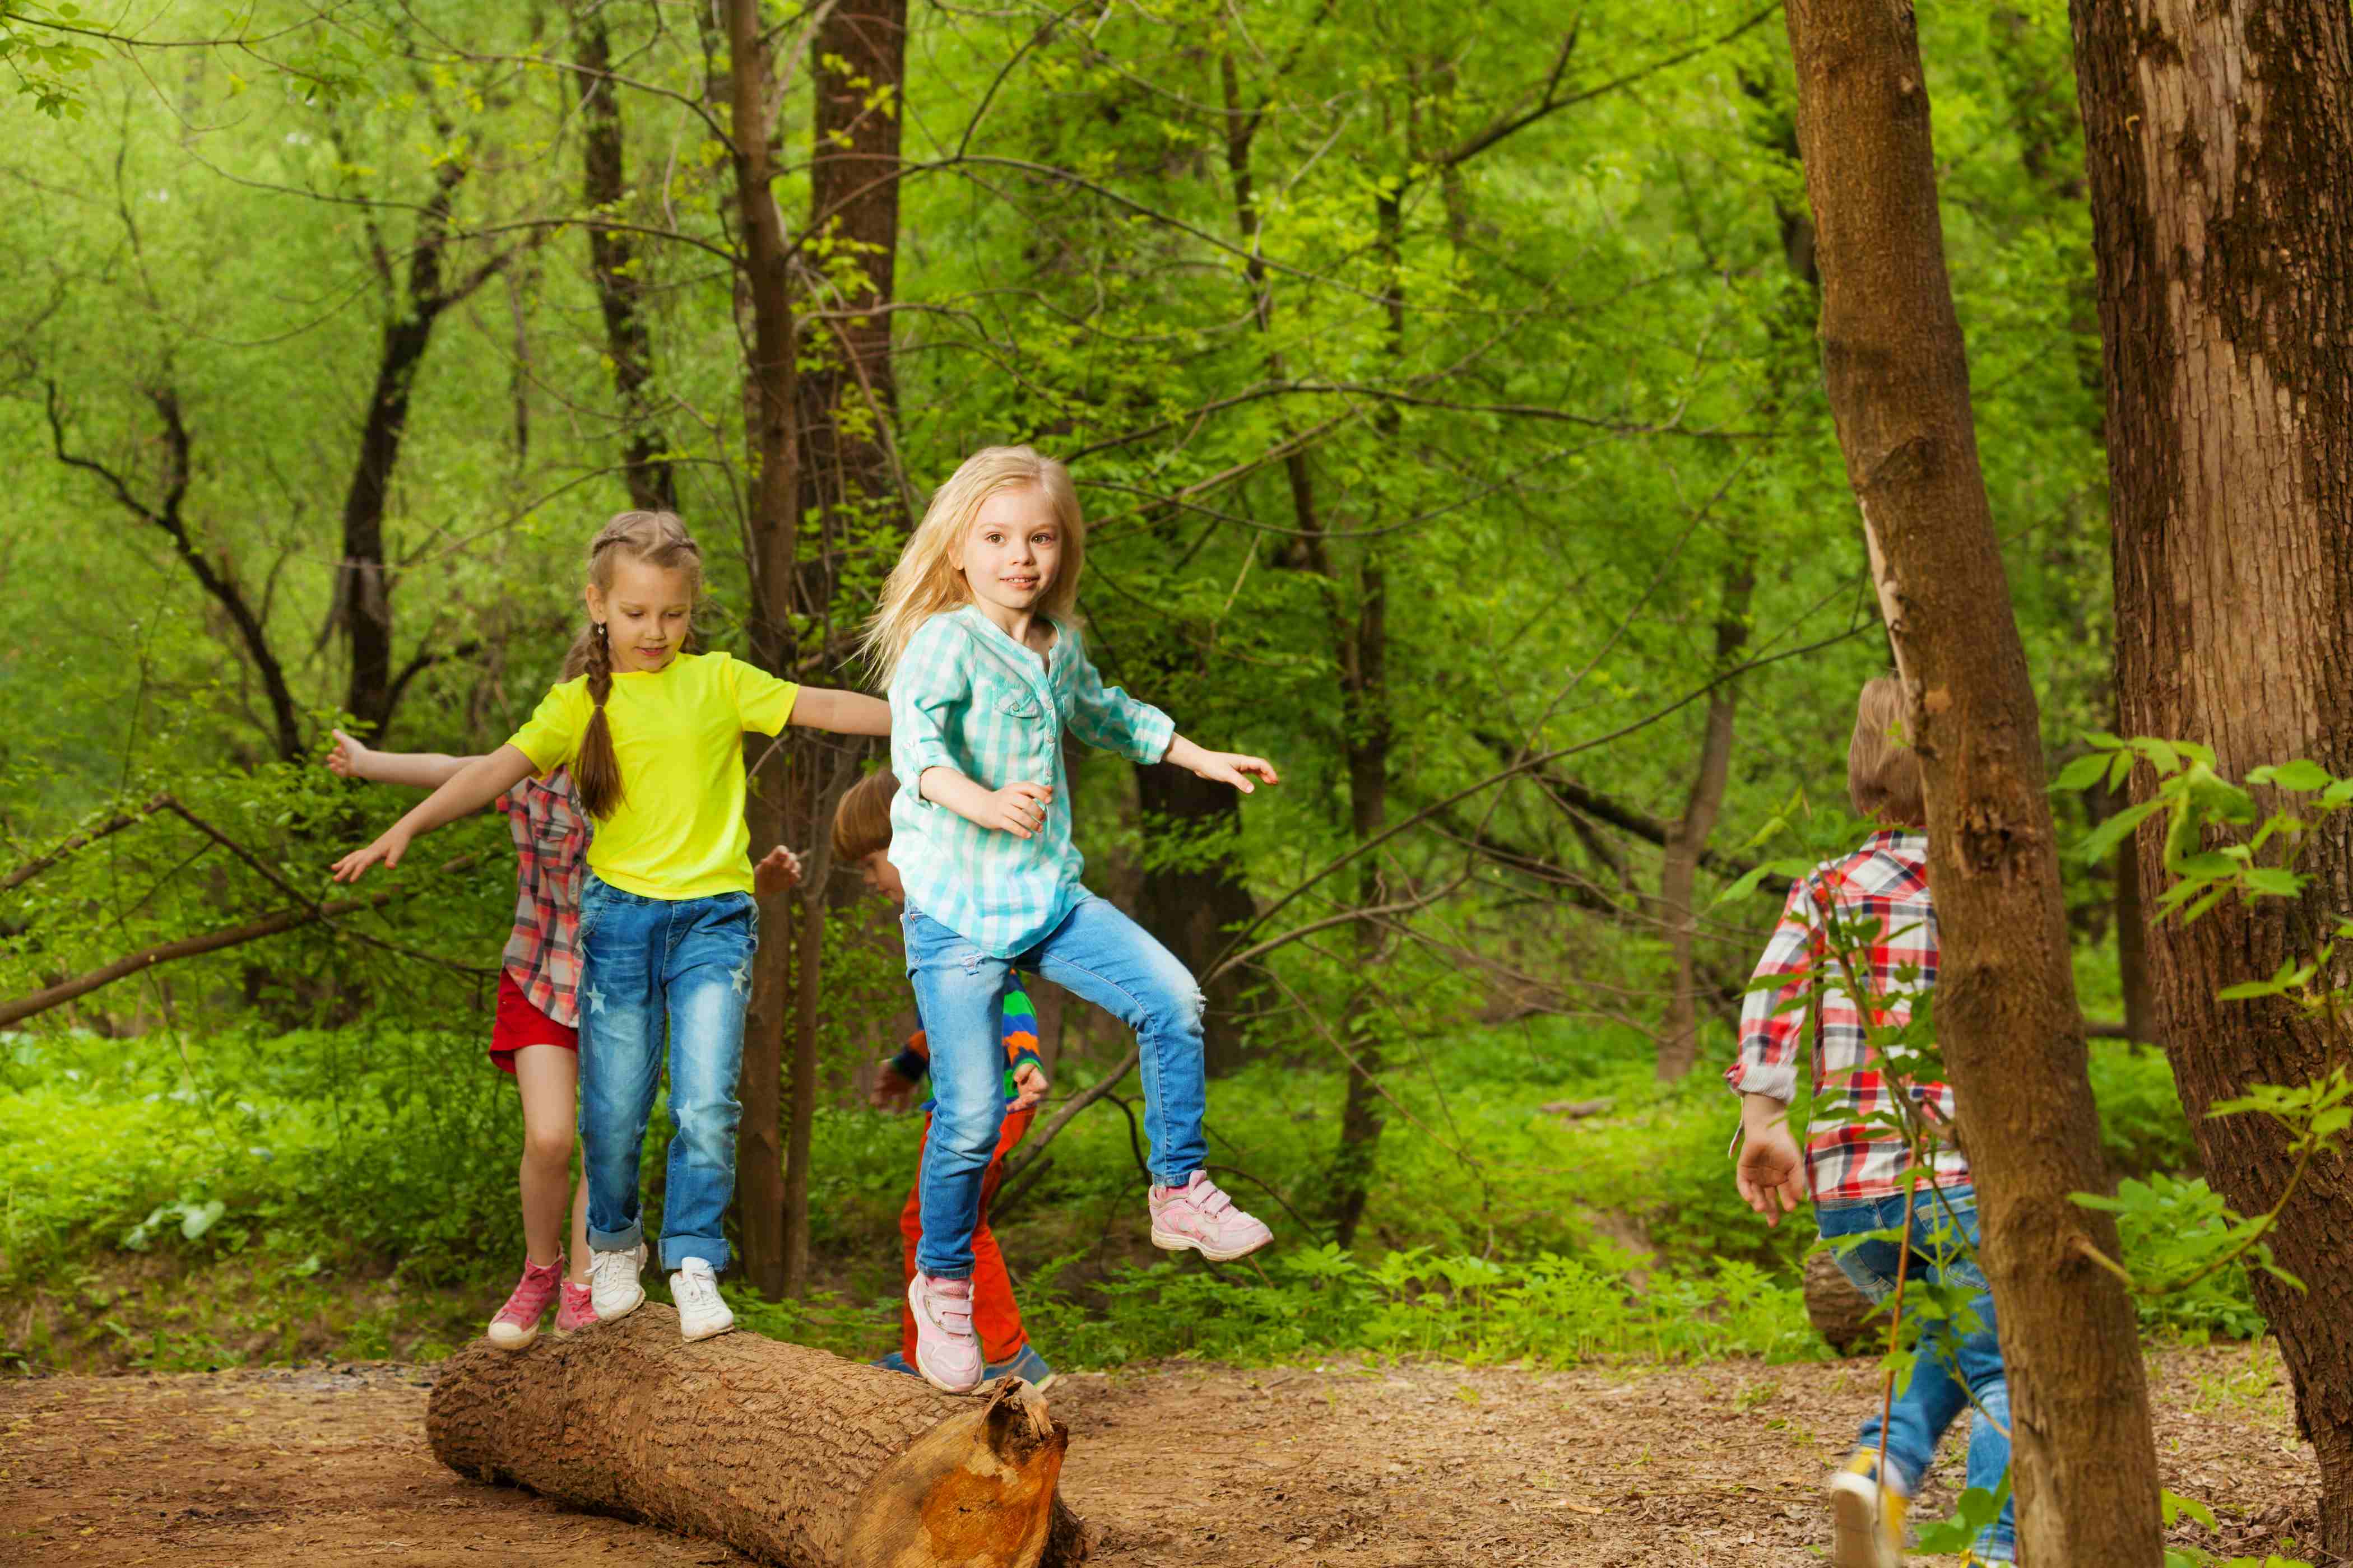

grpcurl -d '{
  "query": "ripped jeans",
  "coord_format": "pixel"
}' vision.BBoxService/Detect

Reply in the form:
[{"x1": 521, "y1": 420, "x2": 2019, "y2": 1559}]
[
  {"x1": 903, "y1": 894, "x2": 1208, "y2": 1278},
  {"x1": 577, "y1": 875, "x2": 758, "y2": 1273},
  {"x1": 1818, "y1": 1183, "x2": 2016, "y2": 1564}
]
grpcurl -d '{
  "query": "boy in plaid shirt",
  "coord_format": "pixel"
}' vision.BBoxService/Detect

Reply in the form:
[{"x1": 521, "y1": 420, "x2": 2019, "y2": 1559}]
[{"x1": 1729, "y1": 675, "x2": 2015, "y2": 1566}]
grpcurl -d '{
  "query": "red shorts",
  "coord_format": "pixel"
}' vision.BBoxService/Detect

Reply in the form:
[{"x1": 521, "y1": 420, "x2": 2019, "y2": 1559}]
[{"x1": 488, "y1": 970, "x2": 578, "y2": 1076}]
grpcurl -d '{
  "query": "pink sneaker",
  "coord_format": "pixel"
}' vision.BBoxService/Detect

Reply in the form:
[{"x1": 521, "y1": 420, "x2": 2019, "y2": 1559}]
[
  {"x1": 907, "y1": 1272, "x2": 983, "y2": 1394},
  {"x1": 1149, "y1": 1172, "x2": 1272, "y2": 1262},
  {"x1": 554, "y1": 1279, "x2": 597, "y2": 1336},
  {"x1": 486, "y1": 1256, "x2": 564, "y2": 1351}
]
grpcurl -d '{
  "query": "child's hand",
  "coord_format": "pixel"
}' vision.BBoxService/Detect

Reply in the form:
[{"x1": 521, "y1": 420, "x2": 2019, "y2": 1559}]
[
  {"x1": 754, "y1": 844, "x2": 803, "y2": 897},
  {"x1": 326, "y1": 728, "x2": 373, "y2": 781},
  {"x1": 982, "y1": 781, "x2": 1054, "y2": 839},
  {"x1": 330, "y1": 826, "x2": 412, "y2": 884},
  {"x1": 1185, "y1": 749, "x2": 1280, "y2": 795},
  {"x1": 1010, "y1": 1061, "x2": 1050, "y2": 1113},
  {"x1": 870, "y1": 1060, "x2": 919, "y2": 1111},
  {"x1": 1734, "y1": 1116, "x2": 1808, "y2": 1228}
]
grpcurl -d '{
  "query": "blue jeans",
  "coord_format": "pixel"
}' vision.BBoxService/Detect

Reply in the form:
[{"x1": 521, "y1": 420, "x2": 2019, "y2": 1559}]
[
  {"x1": 577, "y1": 875, "x2": 758, "y2": 1273},
  {"x1": 1818, "y1": 1183, "x2": 2015, "y2": 1564},
  {"x1": 903, "y1": 894, "x2": 1207, "y2": 1278}
]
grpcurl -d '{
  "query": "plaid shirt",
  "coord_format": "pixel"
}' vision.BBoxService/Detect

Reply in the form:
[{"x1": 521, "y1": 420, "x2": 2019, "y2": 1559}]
[
  {"x1": 1727, "y1": 831, "x2": 1970, "y2": 1201},
  {"x1": 496, "y1": 770, "x2": 588, "y2": 1028},
  {"x1": 889, "y1": 605, "x2": 1176, "y2": 959}
]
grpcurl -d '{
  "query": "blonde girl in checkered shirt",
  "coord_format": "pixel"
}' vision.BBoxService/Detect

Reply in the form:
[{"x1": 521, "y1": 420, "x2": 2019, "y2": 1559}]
[{"x1": 862, "y1": 444, "x2": 1280, "y2": 1394}]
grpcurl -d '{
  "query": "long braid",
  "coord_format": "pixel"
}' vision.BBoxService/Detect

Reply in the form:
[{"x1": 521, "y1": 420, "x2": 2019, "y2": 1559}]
[{"x1": 574, "y1": 616, "x2": 624, "y2": 819}]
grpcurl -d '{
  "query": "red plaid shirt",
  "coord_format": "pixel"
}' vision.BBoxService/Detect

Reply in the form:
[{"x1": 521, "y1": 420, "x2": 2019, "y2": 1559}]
[
  {"x1": 1727, "y1": 831, "x2": 1970, "y2": 1201},
  {"x1": 496, "y1": 770, "x2": 588, "y2": 1029}
]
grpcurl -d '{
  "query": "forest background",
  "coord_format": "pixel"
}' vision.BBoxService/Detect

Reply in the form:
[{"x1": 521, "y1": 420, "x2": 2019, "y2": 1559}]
[{"x1": 0, "y1": 0, "x2": 2231, "y2": 1440}]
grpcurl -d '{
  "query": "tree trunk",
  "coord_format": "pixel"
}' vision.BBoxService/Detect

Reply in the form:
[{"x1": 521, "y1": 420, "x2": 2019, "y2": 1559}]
[
  {"x1": 726, "y1": 0, "x2": 802, "y2": 1302},
  {"x1": 571, "y1": 0, "x2": 674, "y2": 513},
  {"x1": 1135, "y1": 728, "x2": 1259, "y2": 1078},
  {"x1": 1655, "y1": 559, "x2": 1753, "y2": 1081},
  {"x1": 427, "y1": 1307, "x2": 1088, "y2": 1568},
  {"x1": 796, "y1": 0, "x2": 907, "y2": 576},
  {"x1": 1783, "y1": 2, "x2": 2164, "y2": 1562},
  {"x1": 2073, "y1": 0, "x2": 2353, "y2": 1550}
]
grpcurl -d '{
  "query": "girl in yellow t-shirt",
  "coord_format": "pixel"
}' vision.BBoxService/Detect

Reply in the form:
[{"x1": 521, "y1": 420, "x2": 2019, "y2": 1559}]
[{"x1": 331, "y1": 511, "x2": 888, "y2": 1341}]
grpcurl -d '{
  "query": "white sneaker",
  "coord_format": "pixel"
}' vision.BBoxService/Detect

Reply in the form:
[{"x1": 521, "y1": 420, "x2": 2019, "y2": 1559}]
[
  {"x1": 588, "y1": 1243, "x2": 647, "y2": 1322},
  {"x1": 670, "y1": 1258, "x2": 735, "y2": 1342}
]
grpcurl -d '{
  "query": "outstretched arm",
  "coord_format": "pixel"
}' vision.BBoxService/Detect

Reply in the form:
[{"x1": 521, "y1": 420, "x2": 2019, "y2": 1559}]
[
  {"x1": 330, "y1": 745, "x2": 539, "y2": 883},
  {"x1": 790, "y1": 686, "x2": 891, "y2": 736},
  {"x1": 1163, "y1": 734, "x2": 1280, "y2": 794},
  {"x1": 326, "y1": 728, "x2": 483, "y2": 792},
  {"x1": 918, "y1": 766, "x2": 1055, "y2": 840}
]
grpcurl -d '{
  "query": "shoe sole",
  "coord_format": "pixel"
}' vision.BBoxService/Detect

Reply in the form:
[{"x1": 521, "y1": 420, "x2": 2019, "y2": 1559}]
[
  {"x1": 1151, "y1": 1225, "x2": 1271, "y2": 1263},
  {"x1": 593, "y1": 1286, "x2": 646, "y2": 1322},
  {"x1": 1829, "y1": 1473, "x2": 1895, "y2": 1568},
  {"x1": 679, "y1": 1316, "x2": 736, "y2": 1343},
  {"x1": 485, "y1": 1321, "x2": 540, "y2": 1352}
]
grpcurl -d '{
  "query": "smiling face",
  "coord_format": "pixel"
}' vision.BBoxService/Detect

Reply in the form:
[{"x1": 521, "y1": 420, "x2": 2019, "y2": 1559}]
[
  {"x1": 955, "y1": 486, "x2": 1062, "y2": 620},
  {"x1": 586, "y1": 556, "x2": 695, "y2": 673}
]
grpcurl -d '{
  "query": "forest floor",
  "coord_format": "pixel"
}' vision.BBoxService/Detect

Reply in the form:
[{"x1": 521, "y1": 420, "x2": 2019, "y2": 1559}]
[{"x1": 0, "y1": 1341, "x2": 2322, "y2": 1567}]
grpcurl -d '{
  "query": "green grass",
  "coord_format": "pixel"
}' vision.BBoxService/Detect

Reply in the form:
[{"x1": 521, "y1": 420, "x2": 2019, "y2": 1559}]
[{"x1": 0, "y1": 1012, "x2": 2248, "y2": 1375}]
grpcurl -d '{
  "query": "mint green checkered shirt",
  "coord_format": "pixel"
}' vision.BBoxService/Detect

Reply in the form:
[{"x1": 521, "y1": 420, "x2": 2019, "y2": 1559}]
[{"x1": 888, "y1": 606, "x2": 1175, "y2": 958}]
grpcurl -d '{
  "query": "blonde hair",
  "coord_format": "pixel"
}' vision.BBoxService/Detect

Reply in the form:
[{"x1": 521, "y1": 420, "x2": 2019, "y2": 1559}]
[
  {"x1": 1848, "y1": 674, "x2": 1926, "y2": 827},
  {"x1": 563, "y1": 511, "x2": 704, "y2": 819},
  {"x1": 832, "y1": 767, "x2": 899, "y2": 863},
  {"x1": 862, "y1": 445, "x2": 1085, "y2": 681}
]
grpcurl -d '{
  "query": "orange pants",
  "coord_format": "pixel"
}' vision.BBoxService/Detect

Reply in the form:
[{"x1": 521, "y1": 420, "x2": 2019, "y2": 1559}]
[{"x1": 899, "y1": 1105, "x2": 1036, "y2": 1366}]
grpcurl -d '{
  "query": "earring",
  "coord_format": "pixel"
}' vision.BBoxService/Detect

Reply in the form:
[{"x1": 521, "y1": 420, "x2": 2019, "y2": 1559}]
[{"x1": 594, "y1": 622, "x2": 607, "y2": 638}]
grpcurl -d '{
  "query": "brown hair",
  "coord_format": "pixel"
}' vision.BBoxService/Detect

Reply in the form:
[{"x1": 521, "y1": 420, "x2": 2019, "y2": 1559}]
[
  {"x1": 832, "y1": 767, "x2": 899, "y2": 864},
  {"x1": 1848, "y1": 673, "x2": 1927, "y2": 828},
  {"x1": 564, "y1": 511, "x2": 704, "y2": 820}
]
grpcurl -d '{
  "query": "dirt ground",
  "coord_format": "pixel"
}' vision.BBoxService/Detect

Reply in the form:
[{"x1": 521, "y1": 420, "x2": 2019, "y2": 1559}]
[{"x1": 0, "y1": 1342, "x2": 2325, "y2": 1566}]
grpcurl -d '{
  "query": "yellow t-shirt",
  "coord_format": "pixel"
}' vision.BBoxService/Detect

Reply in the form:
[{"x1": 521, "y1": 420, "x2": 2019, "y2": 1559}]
[{"x1": 508, "y1": 651, "x2": 799, "y2": 900}]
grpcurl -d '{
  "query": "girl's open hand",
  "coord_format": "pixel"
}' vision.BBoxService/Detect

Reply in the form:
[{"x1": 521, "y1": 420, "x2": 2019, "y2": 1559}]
[
  {"x1": 1010, "y1": 1061, "x2": 1050, "y2": 1113},
  {"x1": 325, "y1": 728, "x2": 372, "y2": 780},
  {"x1": 754, "y1": 844, "x2": 803, "y2": 897},
  {"x1": 983, "y1": 781, "x2": 1054, "y2": 839},
  {"x1": 1186, "y1": 750, "x2": 1280, "y2": 794},
  {"x1": 330, "y1": 828, "x2": 411, "y2": 884}
]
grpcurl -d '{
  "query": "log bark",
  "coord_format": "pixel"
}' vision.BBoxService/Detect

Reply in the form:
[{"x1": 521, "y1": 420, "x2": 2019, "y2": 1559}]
[
  {"x1": 2072, "y1": 0, "x2": 2353, "y2": 1550},
  {"x1": 428, "y1": 1306, "x2": 1087, "y2": 1568},
  {"x1": 1803, "y1": 1249, "x2": 1876, "y2": 1358},
  {"x1": 1782, "y1": 1, "x2": 2163, "y2": 1561}
]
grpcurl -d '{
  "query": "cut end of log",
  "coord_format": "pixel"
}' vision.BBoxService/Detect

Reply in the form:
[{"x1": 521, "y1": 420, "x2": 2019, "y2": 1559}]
[
  {"x1": 1804, "y1": 1248, "x2": 1878, "y2": 1357},
  {"x1": 848, "y1": 1377, "x2": 1076, "y2": 1568}
]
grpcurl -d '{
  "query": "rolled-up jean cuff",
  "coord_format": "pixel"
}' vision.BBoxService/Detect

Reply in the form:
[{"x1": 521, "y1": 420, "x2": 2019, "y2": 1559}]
[
  {"x1": 662, "y1": 1239, "x2": 728, "y2": 1273},
  {"x1": 589, "y1": 1223, "x2": 644, "y2": 1254}
]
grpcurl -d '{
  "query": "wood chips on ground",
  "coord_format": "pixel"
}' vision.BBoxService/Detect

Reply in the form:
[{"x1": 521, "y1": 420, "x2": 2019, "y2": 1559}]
[{"x1": 0, "y1": 1343, "x2": 2324, "y2": 1565}]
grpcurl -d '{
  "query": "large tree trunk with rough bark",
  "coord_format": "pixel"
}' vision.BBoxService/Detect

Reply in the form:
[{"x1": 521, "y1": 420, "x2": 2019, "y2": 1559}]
[
  {"x1": 2073, "y1": 0, "x2": 2353, "y2": 1550},
  {"x1": 1783, "y1": 1, "x2": 2164, "y2": 1562},
  {"x1": 428, "y1": 1307, "x2": 1088, "y2": 1567},
  {"x1": 725, "y1": 0, "x2": 803, "y2": 1302}
]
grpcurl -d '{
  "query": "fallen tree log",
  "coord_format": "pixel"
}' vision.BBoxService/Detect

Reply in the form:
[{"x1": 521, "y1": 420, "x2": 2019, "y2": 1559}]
[
  {"x1": 428, "y1": 1305, "x2": 1088, "y2": 1568},
  {"x1": 1804, "y1": 1248, "x2": 1878, "y2": 1357}
]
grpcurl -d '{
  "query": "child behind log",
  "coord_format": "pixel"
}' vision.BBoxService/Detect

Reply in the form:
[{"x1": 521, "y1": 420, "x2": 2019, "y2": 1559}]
[
  {"x1": 1728, "y1": 674, "x2": 2015, "y2": 1566},
  {"x1": 834, "y1": 769, "x2": 1056, "y2": 1388}
]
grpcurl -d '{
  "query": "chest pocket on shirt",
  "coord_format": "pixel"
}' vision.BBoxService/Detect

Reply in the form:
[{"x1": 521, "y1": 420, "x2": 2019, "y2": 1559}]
[{"x1": 979, "y1": 674, "x2": 1046, "y2": 724}]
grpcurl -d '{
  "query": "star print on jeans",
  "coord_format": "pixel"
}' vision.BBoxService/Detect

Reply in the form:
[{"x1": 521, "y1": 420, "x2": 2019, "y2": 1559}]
[
  {"x1": 729, "y1": 961, "x2": 752, "y2": 998},
  {"x1": 584, "y1": 983, "x2": 606, "y2": 1016}
]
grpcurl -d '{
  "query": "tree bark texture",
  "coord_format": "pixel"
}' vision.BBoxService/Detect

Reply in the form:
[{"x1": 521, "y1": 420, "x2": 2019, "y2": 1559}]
[
  {"x1": 796, "y1": 0, "x2": 907, "y2": 589},
  {"x1": 726, "y1": 0, "x2": 802, "y2": 1302},
  {"x1": 427, "y1": 1306, "x2": 1088, "y2": 1568},
  {"x1": 1656, "y1": 559, "x2": 1753, "y2": 1081},
  {"x1": 1134, "y1": 764, "x2": 1258, "y2": 1077},
  {"x1": 571, "y1": 0, "x2": 674, "y2": 513},
  {"x1": 1783, "y1": 2, "x2": 2164, "y2": 1562},
  {"x1": 1803, "y1": 1248, "x2": 1877, "y2": 1357},
  {"x1": 2072, "y1": 0, "x2": 2353, "y2": 1549}
]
